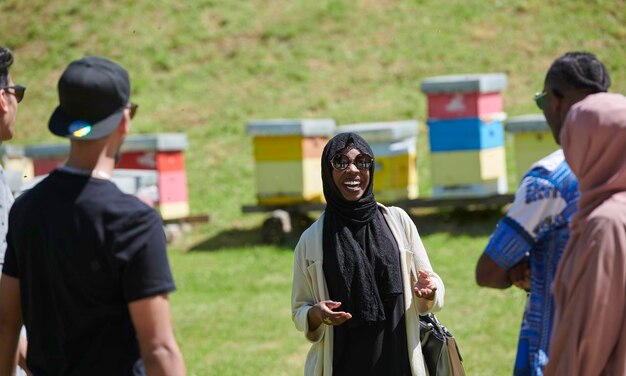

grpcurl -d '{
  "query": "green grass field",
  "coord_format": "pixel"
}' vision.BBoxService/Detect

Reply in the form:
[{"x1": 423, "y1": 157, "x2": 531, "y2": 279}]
[
  {"x1": 2, "y1": 0, "x2": 625, "y2": 374},
  {"x1": 169, "y1": 210, "x2": 527, "y2": 375}
]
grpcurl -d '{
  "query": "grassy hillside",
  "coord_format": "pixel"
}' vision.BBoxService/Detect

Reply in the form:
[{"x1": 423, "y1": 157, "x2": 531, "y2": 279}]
[
  {"x1": 2, "y1": 1, "x2": 625, "y2": 374},
  {"x1": 2, "y1": 0, "x2": 625, "y2": 229}
]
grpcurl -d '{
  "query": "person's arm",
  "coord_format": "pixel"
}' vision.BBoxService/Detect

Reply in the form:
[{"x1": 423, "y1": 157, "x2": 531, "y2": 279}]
[
  {"x1": 116, "y1": 209, "x2": 183, "y2": 375},
  {"x1": 16, "y1": 336, "x2": 29, "y2": 375},
  {"x1": 476, "y1": 252, "x2": 531, "y2": 289},
  {"x1": 0, "y1": 274, "x2": 22, "y2": 376},
  {"x1": 129, "y1": 294, "x2": 185, "y2": 376},
  {"x1": 476, "y1": 174, "x2": 565, "y2": 289},
  {"x1": 291, "y1": 232, "x2": 327, "y2": 342},
  {"x1": 475, "y1": 252, "x2": 511, "y2": 288}
]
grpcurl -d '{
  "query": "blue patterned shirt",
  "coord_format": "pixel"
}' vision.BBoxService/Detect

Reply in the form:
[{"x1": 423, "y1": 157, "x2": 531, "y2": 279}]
[{"x1": 484, "y1": 150, "x2": 579, "y2": 376}]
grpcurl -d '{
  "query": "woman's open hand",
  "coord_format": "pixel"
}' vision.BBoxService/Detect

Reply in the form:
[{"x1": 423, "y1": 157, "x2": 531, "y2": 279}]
[
  {"x1": 414, "y1": 270, "x2": 437, "y2": 300},
  {"x1": 308, "y1": 300, "x2": 352, "y2": 330}
]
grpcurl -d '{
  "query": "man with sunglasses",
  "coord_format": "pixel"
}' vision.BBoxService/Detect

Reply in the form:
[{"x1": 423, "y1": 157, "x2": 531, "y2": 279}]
[
  {"x1": 476, "y1": 51, "x2": 610, "y2": 376},
  {"x1": 0, "y1": 48, "x2": 25, "y2": 144},
  {"x1": 0, "y1": 46, "x2": 30, "y2": 376},
  {"x1": 0, "y1": 56, "x2": 185, "y2": 375}
]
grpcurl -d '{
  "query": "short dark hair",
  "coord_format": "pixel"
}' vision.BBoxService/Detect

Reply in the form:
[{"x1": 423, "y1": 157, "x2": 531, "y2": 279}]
[
  {"x1": 546, "y1": 51, "x2": 611, "y2": 94},
  {"x1": 0, "y1": 47, "x2": 14, "y2": 87}
]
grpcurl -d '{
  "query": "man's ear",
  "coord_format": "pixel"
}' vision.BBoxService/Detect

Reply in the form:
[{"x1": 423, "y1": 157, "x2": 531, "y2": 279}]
[
  {"x1": 0, "y1": 90, "x2": 7, "y2": 114},
  {"x1": 117, "y1": 110, "x2": 130, "y2": 136},
  {"x1": 551, "y1": 91, "x2": 564, "y2": 118}
]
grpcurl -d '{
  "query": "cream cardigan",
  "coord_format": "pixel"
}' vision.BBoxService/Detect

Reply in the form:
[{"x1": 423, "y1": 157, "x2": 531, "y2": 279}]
[{"x1": 291, "y1": 204, "x2": 445, "y2": 375}]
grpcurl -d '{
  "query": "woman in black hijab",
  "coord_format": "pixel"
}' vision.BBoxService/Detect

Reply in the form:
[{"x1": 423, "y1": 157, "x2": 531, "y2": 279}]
[{"x1": 291, "y1": 133, "x2": 445, "y2": 375}]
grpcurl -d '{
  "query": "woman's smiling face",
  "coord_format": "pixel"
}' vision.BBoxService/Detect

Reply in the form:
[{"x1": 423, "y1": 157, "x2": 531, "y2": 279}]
[{"x1": 331, "y1": 147, "x2": 371, "y2": 202}]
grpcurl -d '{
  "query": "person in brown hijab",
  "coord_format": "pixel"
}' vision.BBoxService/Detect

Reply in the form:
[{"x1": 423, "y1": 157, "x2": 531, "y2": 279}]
[{"x1": 545, "y1": 93, "x2": 626, "y2": 375}]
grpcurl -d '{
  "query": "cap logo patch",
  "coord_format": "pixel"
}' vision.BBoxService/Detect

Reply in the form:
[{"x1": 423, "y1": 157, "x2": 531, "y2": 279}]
[{"x1": 68, "y1": 120, "x2": 92, "y2": 138}]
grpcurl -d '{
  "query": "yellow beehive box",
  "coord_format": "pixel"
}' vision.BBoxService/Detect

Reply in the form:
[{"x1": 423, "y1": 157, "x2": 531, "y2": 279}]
[
  {"x1": 375, "y1": 186, "x2": 418, "y2": 203},
  {"x1": 371, "y1": 139, "x2": 418, "y2": 202},
  {"x1": 158, "y1": 202, "x2": 190, "y2": 220},
  {"x1": 430, "y1": 146, "x2": 506, "y2": 186},
  {"x1": 336, "y1": 121, "x2": 419, "y2": 202},
  {"x1": 252, "y1": 136, "x2": 327, "y2": 162},
  {"x1": 506, "y1": 114, "x2": 559, "y2": 182},
  {"x1": 254, "y1": 158, "x2": 323, "y2": 205},
  {"x1": 247, "y1": 119, "x2": 336, "y2": 205},
  {"x1": 374, "y1": 150, "x2": 418, "y2": 190}
]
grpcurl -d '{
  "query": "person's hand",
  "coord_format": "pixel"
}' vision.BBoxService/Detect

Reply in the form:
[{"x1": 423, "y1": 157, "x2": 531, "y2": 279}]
[
  {"x1": 414, "y1": 270, "x2": 437, "y2": 300},
  {"x1": 311, "y1": 300, "x2": 352, "y2": 327},
  {"x1": 508, "y1": 258, "x2": 530, "y2": 291}
]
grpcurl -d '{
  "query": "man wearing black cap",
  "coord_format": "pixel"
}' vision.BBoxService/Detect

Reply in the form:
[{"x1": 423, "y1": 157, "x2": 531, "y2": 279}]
[{"x1": 0, "y1": 56, "x2": 186, "y2": 375}]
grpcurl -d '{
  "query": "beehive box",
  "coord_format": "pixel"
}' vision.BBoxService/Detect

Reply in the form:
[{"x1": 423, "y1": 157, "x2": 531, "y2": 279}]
[
  {"x1": 247, "y1": 119, "x2": 336, "y2": 205},
  {"x1": 22, "y1": 133, "x2": 190, "y2": 220},
  {"x1": 371, "y1": 138, "x2": 418, "y2": 203},
  {"x1": 430, "y1": 146, "x2": 506, "y2": 186},
  {"x1": 506, "y1": 114, "x2": 559, "y2": 182},
  {"x1": 427, "y1": 115, "x2": 505, "y2": 152},
  {"x1": 336, "y1": 121, "x2": 419, "y2": 203},
  {"x1": 110, "y1": 169, "x2": 158, "y2": 199},
  {"x1": 432, "y1": 176, "x2": 508, "y2": 199},
  {"x1": 0, "y1": 145, "x2": 34, "y2": 194},
  {"x1": 23, "y1": 144, "x2": 69, "y2": 176},
  {"x1": 116, "y1": 134, "x2": 189, "y2": 220},
  {"x1": 337, "y1": 120, "x2": 418, "y2": 144},
  {"x1": 420, "y1": 73, "x2": 507, "y2": 119}
]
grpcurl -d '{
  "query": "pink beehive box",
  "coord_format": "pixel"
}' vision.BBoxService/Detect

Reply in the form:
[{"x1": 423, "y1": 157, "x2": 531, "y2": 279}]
[
  {"x1": 23, "y1": 133, "x2": 189, "y2": 220},
  {"x1": 421, "y1": 73, "x2": 507, "y2": 120},
  {"x1": 116, "y1": 134, "x2": 189, "y2": 220}
]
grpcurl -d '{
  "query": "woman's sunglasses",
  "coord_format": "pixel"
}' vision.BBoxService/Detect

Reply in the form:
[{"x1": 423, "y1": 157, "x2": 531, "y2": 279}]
[
  {"x1": 331, "y1": 153, "x2": 374, "y2": 171},
  {"x1": 1, "y1": 85, "x2": 26, "y2": 103}
]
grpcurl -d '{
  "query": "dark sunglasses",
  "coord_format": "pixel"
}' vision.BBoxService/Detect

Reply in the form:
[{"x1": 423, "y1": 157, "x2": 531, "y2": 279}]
[
  {"x1": 331, "y1": 153, "x2": 374, "y2": 171},
  {"x1": 534, "y1": 91, "x2": 547, "y2": 110},
  {"x1": 1, "y1": 85, "x2": 26, "y2": 103},
  {"x1": 127, "y1": 102, "x2": 138, "y2": 119}
]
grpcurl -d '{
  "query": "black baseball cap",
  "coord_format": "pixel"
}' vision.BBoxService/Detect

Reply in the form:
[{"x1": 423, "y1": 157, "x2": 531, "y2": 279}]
[{"x1": 48, "y1": 56, "x2": 130, "y2": 140}]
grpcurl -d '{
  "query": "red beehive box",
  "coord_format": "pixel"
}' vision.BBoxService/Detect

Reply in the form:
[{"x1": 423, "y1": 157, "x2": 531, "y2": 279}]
[
  {"x1": 421, "y1": 73, "x2": 507, "y2": 120},
  {"x1": 23, "y1": 133, "x2": 189, "y2": 220},
  {"x1": 116, "y1": 133, "x2": 189, "y2": 220}
]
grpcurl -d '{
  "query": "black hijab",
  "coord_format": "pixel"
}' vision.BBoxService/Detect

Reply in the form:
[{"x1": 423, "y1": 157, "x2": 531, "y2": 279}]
[{"x1": 322, "y1": 132, "x2": 403, "y2": 328}]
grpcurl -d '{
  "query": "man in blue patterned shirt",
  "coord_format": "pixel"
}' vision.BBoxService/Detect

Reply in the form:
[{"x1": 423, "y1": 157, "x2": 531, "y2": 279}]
[{"x1": 475, "y1": 51, "x2": 610, "y2": 376}]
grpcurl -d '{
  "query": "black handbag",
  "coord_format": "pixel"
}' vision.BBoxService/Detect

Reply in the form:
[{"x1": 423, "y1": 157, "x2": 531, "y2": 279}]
[
  {"x1": 419, "y1": 313, "x2": 466, "y2": 376},
  {"x1": 387, "y1": 207, "x2": 466, "y2": 375}
]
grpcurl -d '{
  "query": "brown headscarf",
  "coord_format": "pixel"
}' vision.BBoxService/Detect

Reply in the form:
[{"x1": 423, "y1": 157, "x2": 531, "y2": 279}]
[
  {"x1": 546, "y1": 93, "x2": 626, "y2": 375},
  {"x1": 560, "y1": 92, "x2": 626, "y2": 234}
]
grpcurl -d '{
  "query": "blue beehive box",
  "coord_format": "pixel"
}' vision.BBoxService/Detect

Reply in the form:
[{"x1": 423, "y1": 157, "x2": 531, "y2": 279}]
[{"x1": 428, "y1": 117, "x2": 505, "y2": 152}]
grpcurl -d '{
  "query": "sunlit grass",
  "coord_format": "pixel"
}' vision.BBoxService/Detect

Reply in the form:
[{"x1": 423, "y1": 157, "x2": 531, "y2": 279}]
[
  {"x1": 168, "y1": 213, "x2": 527, "y2": 375},
  {"x1": 1, "y1": 0, "x2": 624, "y2": 374}
]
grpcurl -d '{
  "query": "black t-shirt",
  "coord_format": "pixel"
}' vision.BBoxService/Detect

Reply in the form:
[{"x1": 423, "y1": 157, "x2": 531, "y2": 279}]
[{"x1": 2, "y1": 170, "x2": 176, "y2": 376}]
